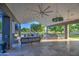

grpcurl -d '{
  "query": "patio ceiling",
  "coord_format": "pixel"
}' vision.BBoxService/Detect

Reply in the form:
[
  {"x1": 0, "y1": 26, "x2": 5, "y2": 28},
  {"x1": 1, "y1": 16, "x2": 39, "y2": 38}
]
[{"x1": 6, "y1": 3, "x2": 79, "y2": 26}]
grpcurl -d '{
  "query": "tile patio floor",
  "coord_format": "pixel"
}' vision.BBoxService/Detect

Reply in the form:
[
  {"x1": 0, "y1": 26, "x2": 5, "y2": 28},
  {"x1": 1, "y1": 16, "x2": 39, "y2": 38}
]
[{"x1": 0, "y1": 39, "x2": 79, "y2": 56}]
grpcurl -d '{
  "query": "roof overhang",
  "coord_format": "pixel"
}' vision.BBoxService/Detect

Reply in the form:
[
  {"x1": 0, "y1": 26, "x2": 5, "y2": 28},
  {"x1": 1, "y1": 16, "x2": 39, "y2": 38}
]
[{"x1": 48, "y1": 19, "x2": 79, "y2": 27}]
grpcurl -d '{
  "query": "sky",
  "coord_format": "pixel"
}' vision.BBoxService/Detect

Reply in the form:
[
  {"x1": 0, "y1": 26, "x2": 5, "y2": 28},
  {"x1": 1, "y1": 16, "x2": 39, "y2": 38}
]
[
  {"x1": 21, "y1": 21, "x2": 39, "y2": 29},
  {"x1": 21, "y1": 23, "x2": 31, "y2": 29}
]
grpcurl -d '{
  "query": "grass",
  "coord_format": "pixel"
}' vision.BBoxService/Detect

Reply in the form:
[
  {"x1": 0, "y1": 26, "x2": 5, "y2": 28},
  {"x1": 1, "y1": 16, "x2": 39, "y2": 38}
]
[
  {"x1": 69, "y1": 34, "x2": 79, "y2": 39},
  {"x1": 69, "y1": 34, "x2": 79, "y2": 41}
]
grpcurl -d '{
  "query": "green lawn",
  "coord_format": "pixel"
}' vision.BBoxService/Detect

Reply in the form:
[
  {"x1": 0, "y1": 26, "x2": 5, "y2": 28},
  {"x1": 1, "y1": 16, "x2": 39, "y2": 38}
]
[
  {"x1": 69, "y1": 34, "x2": 79, "y2": 39},
  {"x1": 69, "y1": 35, "x2": 79, "y2": 41}
]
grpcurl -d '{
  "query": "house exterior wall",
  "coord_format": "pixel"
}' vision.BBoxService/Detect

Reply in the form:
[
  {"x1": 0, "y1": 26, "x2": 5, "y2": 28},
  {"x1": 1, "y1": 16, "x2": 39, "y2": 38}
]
[{"x1": 0, "y1": 3, "x2": 19, "y2": 51}]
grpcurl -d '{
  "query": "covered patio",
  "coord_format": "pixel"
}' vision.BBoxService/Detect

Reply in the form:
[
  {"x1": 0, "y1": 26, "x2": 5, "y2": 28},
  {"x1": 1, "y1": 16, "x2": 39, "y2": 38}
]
[{"x1": 0, "y1": 3, "x2": 79, "y2": 56}]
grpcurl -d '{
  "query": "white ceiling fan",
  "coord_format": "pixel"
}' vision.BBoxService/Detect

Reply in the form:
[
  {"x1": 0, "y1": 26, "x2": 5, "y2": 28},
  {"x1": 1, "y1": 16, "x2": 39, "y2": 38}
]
[{"x1": 32, "y1": 4, "x2": 53, "y2": 17}]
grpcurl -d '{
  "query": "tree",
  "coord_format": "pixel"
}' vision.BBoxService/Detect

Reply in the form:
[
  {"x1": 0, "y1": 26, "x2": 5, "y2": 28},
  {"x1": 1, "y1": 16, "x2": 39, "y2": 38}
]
[
  {"x1": 69, "y1": 24, "x2": 76, "y2": 32},
  {"x1": 75, "y1": 23, "x2": 79, "y2": 31},
  {"x1": 31, "y1": 24, "x2": 45, "y2": 32},
  {"x1": 21, "y1": 28, "x2": 30, "y2": 32},
  {"x1": 57, "y1": 26, "x2": 64, "y2": 34},
  {"x1": 49, "y1": 25, "x2": 64, "y2": 34},
  {"x1": 49, "y1": 26, "x2": 57, "y2": 33}
]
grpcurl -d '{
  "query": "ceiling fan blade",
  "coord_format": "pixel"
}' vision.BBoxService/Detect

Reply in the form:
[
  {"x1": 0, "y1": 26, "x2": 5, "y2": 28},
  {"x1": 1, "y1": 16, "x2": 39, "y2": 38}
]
[
  {"x1": 43, "y1": 13, "x2": 49, "y2": 16},
  {"x1": 45, "y1": 11, "x2": 53, "y2": 13},
  {"x1": 44, "y1": 6, "x2": 50, "y2": 11},
  {"x1": 31, "y1": 9, "x2": 39, "y2": 13},
  {"x1": 38, "y1": 5, "x2": 42, "y2": 12}
]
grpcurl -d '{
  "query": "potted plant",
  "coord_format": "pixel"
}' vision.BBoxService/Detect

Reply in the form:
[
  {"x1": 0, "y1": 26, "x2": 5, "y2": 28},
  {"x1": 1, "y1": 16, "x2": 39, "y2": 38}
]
[{"x1": 0, "y1": 41, "x2": 6, "y2": 53}]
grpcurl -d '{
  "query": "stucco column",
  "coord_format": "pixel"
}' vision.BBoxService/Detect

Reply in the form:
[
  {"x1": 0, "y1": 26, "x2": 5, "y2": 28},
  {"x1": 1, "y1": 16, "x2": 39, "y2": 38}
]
[
  {"x1": 10, "y1": 18, "x2": 12, "y2": 49},
  {"x1": 64, "y1": 24, "x2": 69, "y2": 39},
  {"x1": 19, "y1": 23, "x2": 21, "y2": 36},
  {"x1": 45, "y1": 26, "x2": 48, "y2": 34},
  {"x1": 64, "y1": 24, "x2": 70, "y2": 53},
  {"x1": 44, "y1": 26, "x2": 48, "y2": 39}
]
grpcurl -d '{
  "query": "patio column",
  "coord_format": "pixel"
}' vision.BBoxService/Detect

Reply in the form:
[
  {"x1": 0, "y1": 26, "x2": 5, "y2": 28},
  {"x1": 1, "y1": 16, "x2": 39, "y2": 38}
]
[
  {"x1": 19, "y1": 23, "x2": 21, "y2": 36},
  {"x1": 64, "y1": 24, "x2": 69, "y2": 39},
  {"x1": 64, "y1": 24, "x2": 70, "y2": 53},
  {"x1": 9, "y1": 19, "x2": 14, "y2": 49},
  {"x1": 45, "y1": 26, "x2": 48, "y2": 34}
]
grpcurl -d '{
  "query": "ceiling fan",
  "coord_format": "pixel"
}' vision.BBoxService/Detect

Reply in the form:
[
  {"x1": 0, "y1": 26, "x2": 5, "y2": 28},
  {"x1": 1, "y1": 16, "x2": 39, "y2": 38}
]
[{"x1": 32, "y1": 4, "x2": 53, "y2": 17}]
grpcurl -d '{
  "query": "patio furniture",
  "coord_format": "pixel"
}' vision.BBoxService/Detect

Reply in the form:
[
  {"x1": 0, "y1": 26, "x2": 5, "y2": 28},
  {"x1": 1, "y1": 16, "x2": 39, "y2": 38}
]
[{"x1": 21, "y1": 36, "x2": 41, "y2": 44}]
